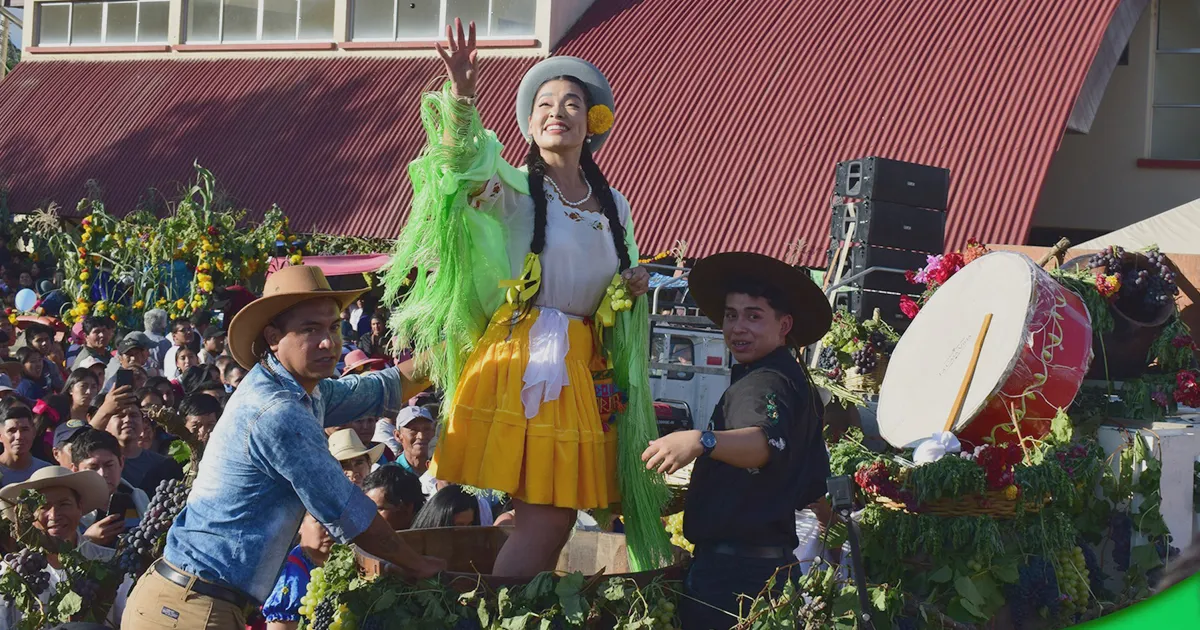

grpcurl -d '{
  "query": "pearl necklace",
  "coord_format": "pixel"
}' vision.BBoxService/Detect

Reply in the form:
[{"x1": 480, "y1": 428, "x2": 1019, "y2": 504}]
[{"x1": 545, "y1": 172, "x2": 593, "y2": 208}]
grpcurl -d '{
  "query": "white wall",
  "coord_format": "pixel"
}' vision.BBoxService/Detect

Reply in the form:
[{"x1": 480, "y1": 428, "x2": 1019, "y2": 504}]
[
  {"x1": 546, "y1": 0, "x2": 595, "y2": 50},
  {"x1": 1033, "y1": 2, "x2": 1200, "y2": 233}
]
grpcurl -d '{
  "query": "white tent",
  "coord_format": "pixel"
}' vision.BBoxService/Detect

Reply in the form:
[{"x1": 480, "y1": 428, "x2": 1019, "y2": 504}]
[{"x1": 1076, "y1": 198, "x2": 1200, "y2": 254}]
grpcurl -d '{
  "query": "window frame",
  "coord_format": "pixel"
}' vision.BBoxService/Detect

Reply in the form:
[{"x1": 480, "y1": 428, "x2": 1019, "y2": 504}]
[
  {"x1": 37, "y1": 0, "x2": 171, "y2": 46},
  {"x1": 185, "y1": 0, "x2": 337, "y2": 44},
  {"x1": 1149, "y1": 0, "x2": 1200, "y2": 159},
  {"x1": 350, "y1": 0, "x2": 536, "y2": 42}
]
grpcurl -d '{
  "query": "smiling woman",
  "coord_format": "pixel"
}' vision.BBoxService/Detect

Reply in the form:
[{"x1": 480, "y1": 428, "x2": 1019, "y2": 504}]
[{"x1": 381, "y1": 19, "x2": 670, "y2": 577}]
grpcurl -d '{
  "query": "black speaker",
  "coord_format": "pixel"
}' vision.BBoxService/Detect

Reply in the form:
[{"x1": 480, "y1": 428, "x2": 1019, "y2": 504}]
[
  {"x1": 831, "y1": 200, "x2": 945, "y2": 253},
  {"x1": 833, "y1": 288, "x2": 916, "y2": 332},
  {"x1": 834, "y1": 157, "x2": 950, "y2": 211},
  {"x1": 827, "y1": 241, "x2": 928, "y2": 294}
]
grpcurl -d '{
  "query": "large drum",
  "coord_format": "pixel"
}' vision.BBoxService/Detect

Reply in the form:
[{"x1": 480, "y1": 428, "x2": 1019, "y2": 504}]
[{"x1": 878, "y1": 252, "x2": 1093, "y2": 448}]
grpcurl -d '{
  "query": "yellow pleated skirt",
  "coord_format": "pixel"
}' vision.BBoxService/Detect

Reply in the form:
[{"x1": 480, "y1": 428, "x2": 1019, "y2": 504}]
[{"x1": 429, "y1": 304, "x2": 620, "y2": 510}]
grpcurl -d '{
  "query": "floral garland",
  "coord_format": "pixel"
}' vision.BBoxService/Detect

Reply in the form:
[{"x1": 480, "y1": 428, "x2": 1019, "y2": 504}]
[{"x1": 900, "y1": 239, "x2": 991, "y2": 318}]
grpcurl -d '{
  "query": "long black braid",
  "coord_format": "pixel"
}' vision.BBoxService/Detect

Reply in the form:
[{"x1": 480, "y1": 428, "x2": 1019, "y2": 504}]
[{"x1": 524, "y1": 76, "x2": 630, "y2": 272}]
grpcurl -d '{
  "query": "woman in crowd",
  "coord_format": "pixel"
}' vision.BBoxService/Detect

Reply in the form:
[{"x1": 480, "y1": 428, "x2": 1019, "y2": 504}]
[
  {"x1": 29, "y1": 394, "x2": 71, "y2": 463},
  {"x1": 173, "y1": 347, "x2": 199, "y2": 383},
  {"x1": 63, "y1": 369, "x2": 98, "y2": 422},
  {"x1": 411, "y1": 484, "x2": 480, "y2": 529},
  {"x1": 261, "y1": 514, "x2": 335, "y2": 630},
  {"x1": 14, "y1": 347, "x2": 49, "y2": 401}
]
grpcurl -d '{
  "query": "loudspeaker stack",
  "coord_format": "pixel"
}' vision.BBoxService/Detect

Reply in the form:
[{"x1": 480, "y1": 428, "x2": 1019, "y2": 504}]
[{"x1": 827, "y1": 157, "x2": 950, "y2": 330}]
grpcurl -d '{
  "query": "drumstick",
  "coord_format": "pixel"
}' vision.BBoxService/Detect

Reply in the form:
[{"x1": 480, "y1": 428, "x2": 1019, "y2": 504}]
[{"x1": 942, "y1": 313, "x2": 994, "y2": 433}]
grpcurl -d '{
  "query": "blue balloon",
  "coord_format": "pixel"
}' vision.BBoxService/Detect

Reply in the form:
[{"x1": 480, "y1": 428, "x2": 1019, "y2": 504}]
[{"x1": 14, "y1": 288, "x2": 37, "y2": 312}]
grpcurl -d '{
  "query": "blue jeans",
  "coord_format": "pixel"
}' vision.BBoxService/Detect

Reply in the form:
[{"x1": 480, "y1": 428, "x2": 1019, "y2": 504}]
[{"x1": 680, "y1": 547, "x2": 793, "y2": 630}]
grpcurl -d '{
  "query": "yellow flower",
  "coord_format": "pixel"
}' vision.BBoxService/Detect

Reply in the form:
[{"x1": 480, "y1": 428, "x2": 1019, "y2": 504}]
[
  {"x1": 79, "y1": 271, "x2": 90, "y2": 282},
  {"x1": 587, "y1": 104, "x2": 615, "y2": 135},
  {"x1": 201, "y1": 281, "x2": 214, "y2": 293},
  {"x1": 156, "y1": 298, "x2": 169, "y2": 307},
  {"x1": 77, "y1": 303, "x2": 90, "y2": 316},
  {"x1": 289, "y1": 254, "x2": 303, "y2": 265},
  {"x1": 1003, "y1": 485, "x2": 1019, "y2": 501},
  {"x1": 175, "y1": 299, "x2": 187, "y2": 311},
  {"x1": 95, "y1": 301, "x2": 108, "y2": 314},
  {"x1": 134, "y1": 300, "x2": 145, "y2": 309},
  {"x1": 81, "y1": 232, "x2": 92, "y2": 243}
]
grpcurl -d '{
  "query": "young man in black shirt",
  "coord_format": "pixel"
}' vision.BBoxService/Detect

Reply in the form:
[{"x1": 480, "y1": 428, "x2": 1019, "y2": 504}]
[{"x1": 641, "y1": 252, "x2": 833, "y2": 629}]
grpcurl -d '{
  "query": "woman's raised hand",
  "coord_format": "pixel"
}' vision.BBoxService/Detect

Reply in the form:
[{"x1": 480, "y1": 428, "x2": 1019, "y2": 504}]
[{"x1": 436, "y1": 18, "x2": 479, "y2": 99}]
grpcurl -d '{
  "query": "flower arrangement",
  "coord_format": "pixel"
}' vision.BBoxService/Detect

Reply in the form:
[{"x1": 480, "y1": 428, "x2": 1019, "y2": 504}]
[
  {"x1": 900, "y1": 239, "x2": 991, "y2": 318},
  {"x1": 1086, "y1": 245, "x2": 1178, "y2": 323}
]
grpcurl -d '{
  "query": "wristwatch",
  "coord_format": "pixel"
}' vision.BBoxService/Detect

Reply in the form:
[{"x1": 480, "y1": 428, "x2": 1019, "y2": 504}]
[{"x1": 700, "y1": 430, "x2": 717, "y2": 457}]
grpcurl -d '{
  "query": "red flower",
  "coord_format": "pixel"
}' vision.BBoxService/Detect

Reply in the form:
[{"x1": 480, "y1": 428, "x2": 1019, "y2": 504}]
[
  {"x1": 899, "y1": 295, "x2": 921, "y2": 319},
  {"x1": 1172, "y1": 335, "x2": 1194, "y2": 349},
  {"x1": 904, "y1": 270, "x2": 917, "y2": 284},
  {"x1": 207, "y1": 226, "x2": 220, "y2": 236}
]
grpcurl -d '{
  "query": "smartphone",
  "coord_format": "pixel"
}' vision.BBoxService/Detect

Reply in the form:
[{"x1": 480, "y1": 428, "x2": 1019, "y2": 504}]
[
  {"x1": 114, "y1": 368, "x2": 135, "y2": 390},
  {"x1": 105, "y1": 492, "x2": 138, "y2": 521}
]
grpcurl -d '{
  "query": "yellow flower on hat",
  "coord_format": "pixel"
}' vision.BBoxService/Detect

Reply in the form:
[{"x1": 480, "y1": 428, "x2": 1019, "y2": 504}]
[{"x1": 587, "y1": 104, "x2": 614, "y2": 136}]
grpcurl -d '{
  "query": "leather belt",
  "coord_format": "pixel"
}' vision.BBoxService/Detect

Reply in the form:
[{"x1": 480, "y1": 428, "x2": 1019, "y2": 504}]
[
  {"x1": 153, "y1": 560, "x2": 254, "y2": 609},
  {"x1": 705, "y1": 542, "x2": 794, "y2": 560}
]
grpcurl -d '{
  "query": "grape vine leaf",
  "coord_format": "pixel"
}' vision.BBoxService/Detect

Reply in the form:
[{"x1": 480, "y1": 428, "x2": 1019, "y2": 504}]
[
  {"x1": 477, "y1": 598, "x2": 491, "y2": 628},
  {"x1": 601, "y1": 578, "x2": 626, "y2": 602},
  {"x1": 55, "y1": 590, "x2": 83, "y2": 618},
  {"x1": 500, "y1": 612, "x2": 536, "y2": 630},
  {"x1": 953, "y1": 575, "x2": 985, "y2": 607},
  {"x1": 1131, "y1": 543, "x2": 1164, "y2": 571},
  {"x1": 929, "y1": 566, "x2": 953, "y2": 583},
  {"x1": 990, "y1": 562, "x2": 1019, "y2": 584}
]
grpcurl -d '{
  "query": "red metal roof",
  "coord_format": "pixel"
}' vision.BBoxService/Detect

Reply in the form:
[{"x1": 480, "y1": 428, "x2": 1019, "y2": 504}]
[{"x1": 0, "y1": 0, "x2": 1123, "y2": 263}]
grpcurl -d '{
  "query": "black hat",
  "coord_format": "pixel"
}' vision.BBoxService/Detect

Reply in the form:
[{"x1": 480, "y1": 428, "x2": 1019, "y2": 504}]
[{"x1": 688, "y1": 252, "x2": 832, "y2": 347}]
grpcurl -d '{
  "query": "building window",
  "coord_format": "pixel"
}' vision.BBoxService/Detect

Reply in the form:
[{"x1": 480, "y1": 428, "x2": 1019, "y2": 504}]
[
  {"x1": 352, "y1": 0, "x2": 536, "y2": 41},
  {"x1": 186, "y1": 0, "x2": 336, "y2": 42},
  {"x1": 1152, "y1": 0, "x2": 1200, "y2": 159},
  {"x1": 37, "y1": 0, "x2": 169, "y2": 46}
]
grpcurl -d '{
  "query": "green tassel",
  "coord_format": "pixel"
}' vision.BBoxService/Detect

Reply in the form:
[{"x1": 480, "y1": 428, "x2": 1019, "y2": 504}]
[{"x1": 612, "y1": 296, "x2": 673, "y2": 570}]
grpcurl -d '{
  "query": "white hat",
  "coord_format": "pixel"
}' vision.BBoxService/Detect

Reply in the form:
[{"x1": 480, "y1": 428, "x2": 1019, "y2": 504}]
[
  {"x1": 327, "y1": 428, "x2": 385, "y2": 464},
  {"x1": 395, "y1": 406, "x2": 434, "y2": 429},
  {"x1": 78, "y1": 356, "x2": 105, "y2": 370},
  {"x1": 1, "y1": 466, "x2": 110, "y2": 515}
]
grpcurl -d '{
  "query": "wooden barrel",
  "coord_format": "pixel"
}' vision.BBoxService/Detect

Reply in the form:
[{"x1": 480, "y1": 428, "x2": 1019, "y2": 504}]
[{"x1": 357, "y1": 527, "x2": 685, "y2": 591}]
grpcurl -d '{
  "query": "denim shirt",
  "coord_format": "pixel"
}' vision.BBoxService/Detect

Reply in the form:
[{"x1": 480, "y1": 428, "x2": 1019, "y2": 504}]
[{"x1": 164, "y1": 354, "x2": 402, "y2": 602}]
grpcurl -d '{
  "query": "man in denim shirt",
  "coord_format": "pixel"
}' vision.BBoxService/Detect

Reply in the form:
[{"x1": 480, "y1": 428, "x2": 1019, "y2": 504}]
[{"x1": 122, "y1": 266, "x2": 444, "y2": 629}]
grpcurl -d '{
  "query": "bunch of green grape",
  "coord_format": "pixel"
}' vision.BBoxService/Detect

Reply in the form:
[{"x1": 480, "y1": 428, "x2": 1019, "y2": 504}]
[
  {"x1": 664, "y1": 512, "x2": 693, "y2": 553},
  {"x1": 1054, "y1": 546, "x2": 1091, "y2": 616},
  {"x1": 298, "y1": 566, "x2": 332, "y2": 620},
  {"x1": 605, "y1": 276, "x2": 633, "y2": 313}
]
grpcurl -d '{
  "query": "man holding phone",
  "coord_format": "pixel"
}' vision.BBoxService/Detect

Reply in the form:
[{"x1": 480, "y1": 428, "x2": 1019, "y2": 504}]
[
  {"x1": 103, "y1": 332, "x2": 158, "y2": 392},
  {"x1": 71, "y1": 428, "x2": 149, "y2": 547}
]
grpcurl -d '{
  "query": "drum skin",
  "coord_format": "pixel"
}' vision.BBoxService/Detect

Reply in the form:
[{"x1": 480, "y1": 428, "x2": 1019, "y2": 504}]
[{"x1": 878, "y1": 252, "x2": 1093, "y2": 448}]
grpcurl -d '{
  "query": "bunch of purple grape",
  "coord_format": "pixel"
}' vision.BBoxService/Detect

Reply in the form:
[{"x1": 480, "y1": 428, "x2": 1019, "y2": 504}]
[
  {"x1": 852, "y1": 347, "x2": 878, "y2": 372},
  {"x1": 1088, "y1": 246, "x2": 1178, "y2": 319},
  {"x1": 4, "y1": 548, "x2": 51, "y2": 595},
  {"x1": 116, "y1": 478, "x2": 189, "y2": 576},
  {"x1": 817, "y1": 347, "x2": 840, "y2": 375}
]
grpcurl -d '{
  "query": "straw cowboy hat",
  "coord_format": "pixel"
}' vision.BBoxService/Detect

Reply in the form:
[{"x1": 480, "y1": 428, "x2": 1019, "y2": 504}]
[
  {"x1": 689, "y1": 252, "x2": 833, "y2": 348},
  {"x1": 327, "y1": 428, "x2": 385, "y2": 464},
  {"x1": 0, "y1": 466, "x2": 110, "y2": 516},
  {"x1": 341, "y1": 349, "x2": 386, "y2": 376},
  {"x1": 228, "y1": 265, "x2": 366, "y2": 370}
]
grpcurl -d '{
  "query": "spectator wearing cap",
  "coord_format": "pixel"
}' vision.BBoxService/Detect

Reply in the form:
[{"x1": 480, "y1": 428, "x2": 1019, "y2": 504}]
[
  {"x1": 341, "y1": 349, "x2": 385, "y2": 378},
  {"x1": 179, "y1": 393, "x2": 221, "y2": 444},
  {"x1": 71, "y1": 428, "x2": 149, "y2": 546},
  {"x1": 0, "y1": 466, "x2": 131, "y2": 626},
  {"x1": 0, "y1": 399, "x2": 52, "y2": 484},
  {"x1": 361, "y1": 465, "x2": 425, "y2": 531},
  {"x1": 198, "y1": 328, "x2": 227, "y2": 366},
  {"x1": 161, "y1": 318, "x2": 195, "y2": 381},
  {"x1": 143, "y1": 308, "x2": 172, "y2": 374},
  {"x1": 327, "y1": 428, "x2": 384, "y2": 487},
  {"x1": 102, "y1": 331, "x2": 159, "y2": 392},
  {"x1": 76, "y1": 356, "x2": 108, "y2": 391},
  {"x1": 23, "y1": 322, "x2": 66, "y2": 392},
  {"x1": 52, "y1": 419, "x2": 90, "y2": 468},
  {"x1": 71, "y1": 316, "x2": 116, "y2": 370},
  {"x1": 391, "y1": 406, "x2": 437, "y2": 497}
]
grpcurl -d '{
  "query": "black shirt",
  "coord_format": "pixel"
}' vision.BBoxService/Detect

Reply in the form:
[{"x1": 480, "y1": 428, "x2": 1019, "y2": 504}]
[
  {"x1": 683, "y1": 346, "x2": 829, "y2": 549},
  {"x1": 122, "y1": 449, "x2": 185, "y2": 496}
]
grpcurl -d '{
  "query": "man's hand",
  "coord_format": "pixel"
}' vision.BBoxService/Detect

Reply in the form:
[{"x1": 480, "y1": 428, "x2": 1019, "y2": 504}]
[
  {"x1": 623, "y1": 267, "x2": 651, "y2": 298},
  {"x1": 641, "y1": 430, "x2": 703, "y2": 475},
  {"x1": 90, "y1": 385, "x2": 138, "y2": 430},
  {"x1": 82, "y1": 514, "x2": 125, "y2": 546}
]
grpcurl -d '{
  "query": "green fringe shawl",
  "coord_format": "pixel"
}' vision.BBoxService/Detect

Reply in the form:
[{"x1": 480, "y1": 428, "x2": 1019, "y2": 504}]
[{"x1": 383, "y1": 82, "x2": 671, "y2": 570}]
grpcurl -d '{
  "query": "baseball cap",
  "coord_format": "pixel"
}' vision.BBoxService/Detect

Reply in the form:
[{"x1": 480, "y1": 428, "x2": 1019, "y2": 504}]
[
  {"x1": 53, "y1": 420, "x2": 90, "y2": 449},
  {"x1": 117, "y1": 332, "x2": 157, "y2": 355},
  {"x1": 205, "y1": 328, "x2": 228, "y2": 341},
  {"x1": 395, "y1": 406, "x2": 434, "y2": 428},
  {"x1": 77, "y1": 356, "x2": 105, "y2": 370}
]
